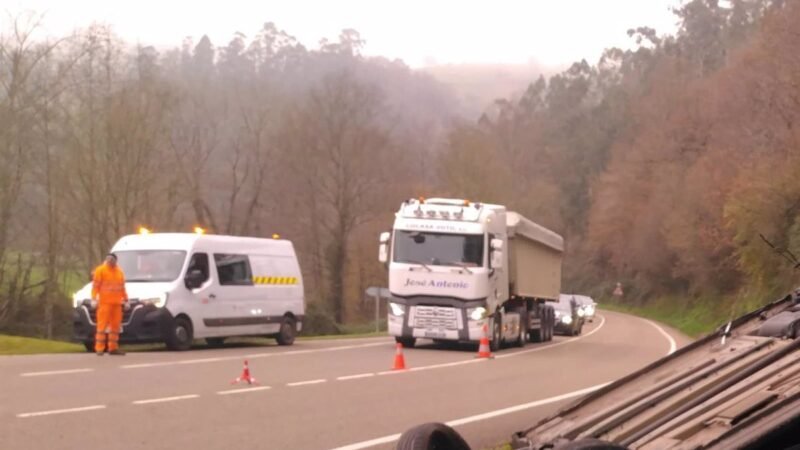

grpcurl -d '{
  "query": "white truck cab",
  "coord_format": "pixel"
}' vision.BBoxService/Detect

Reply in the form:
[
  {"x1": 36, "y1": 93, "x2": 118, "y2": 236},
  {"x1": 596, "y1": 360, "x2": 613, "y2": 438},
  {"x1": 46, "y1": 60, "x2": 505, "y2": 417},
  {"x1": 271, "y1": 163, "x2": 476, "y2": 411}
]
[
  {"x1": 72, "y1": 232, "x2": 305, "y2": 351},
  {"x1": 380, "y1": 198, "x2": 563, "y2": 350}
]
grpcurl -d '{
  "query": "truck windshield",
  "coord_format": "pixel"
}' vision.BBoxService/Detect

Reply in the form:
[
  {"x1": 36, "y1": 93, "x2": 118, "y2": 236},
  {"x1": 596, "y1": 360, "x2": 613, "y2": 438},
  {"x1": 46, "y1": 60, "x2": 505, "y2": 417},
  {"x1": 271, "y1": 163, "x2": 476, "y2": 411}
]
[
  {"x1": 393, "y1": 231, "x2": 483, "y2": 267},
  {"x1": 115, "y1": 250, "x2": 187, "y2": 282}
]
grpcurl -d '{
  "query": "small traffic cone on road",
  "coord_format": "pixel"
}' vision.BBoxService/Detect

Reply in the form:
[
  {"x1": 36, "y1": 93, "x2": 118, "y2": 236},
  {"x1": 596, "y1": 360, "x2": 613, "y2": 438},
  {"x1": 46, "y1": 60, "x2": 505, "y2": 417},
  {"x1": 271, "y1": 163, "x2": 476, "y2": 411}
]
[
  {"x1": 476, "y1": 324, "x2": 494, "y2": 359},
  {"x1": 231, "y1": 359, "x2": 259, "y2": 385},
  {"x1": 392, "y1": 342, "x2": 407, "y2": 370}
]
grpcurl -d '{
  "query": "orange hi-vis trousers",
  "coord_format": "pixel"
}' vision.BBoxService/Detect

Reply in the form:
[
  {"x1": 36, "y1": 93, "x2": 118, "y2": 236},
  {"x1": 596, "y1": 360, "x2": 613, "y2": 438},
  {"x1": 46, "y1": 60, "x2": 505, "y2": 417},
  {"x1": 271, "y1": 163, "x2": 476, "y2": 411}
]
[{"x1": 95, "y1": 303, "x2": 122, "y2": 352}]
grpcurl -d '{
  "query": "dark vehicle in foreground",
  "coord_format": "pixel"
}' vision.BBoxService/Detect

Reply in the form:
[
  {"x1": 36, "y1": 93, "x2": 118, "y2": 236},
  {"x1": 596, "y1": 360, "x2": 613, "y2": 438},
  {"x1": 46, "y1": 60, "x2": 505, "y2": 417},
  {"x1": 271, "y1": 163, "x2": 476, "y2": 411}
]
[
  {"x1": 397, "y1": 288, "x2": 800, "y2": 450},
  {"x1": 553, "y1": 294, "x2": 585, "y2": 336}
]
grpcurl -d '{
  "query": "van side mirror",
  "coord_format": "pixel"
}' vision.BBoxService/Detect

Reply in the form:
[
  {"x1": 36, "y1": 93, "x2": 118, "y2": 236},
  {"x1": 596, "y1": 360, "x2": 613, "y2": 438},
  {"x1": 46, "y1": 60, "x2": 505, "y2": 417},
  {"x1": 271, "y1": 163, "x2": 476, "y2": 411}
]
[
  {"x1": 379, "y1": 232, "x2": 390, "y2": 264},
  {"x1": 490, "y1": 238, "x2": 504, "y2": 269},
  {"x1": 185, "y1": 269, "x2": 205, "y2": 289}
]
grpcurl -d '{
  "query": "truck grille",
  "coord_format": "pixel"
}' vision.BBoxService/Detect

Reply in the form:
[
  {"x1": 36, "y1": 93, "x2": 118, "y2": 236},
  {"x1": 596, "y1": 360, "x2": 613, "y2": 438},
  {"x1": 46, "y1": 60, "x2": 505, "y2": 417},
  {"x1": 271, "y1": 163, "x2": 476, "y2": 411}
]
[{"x1": 413, "y1": 306, "x2": 459, "y2": 330}]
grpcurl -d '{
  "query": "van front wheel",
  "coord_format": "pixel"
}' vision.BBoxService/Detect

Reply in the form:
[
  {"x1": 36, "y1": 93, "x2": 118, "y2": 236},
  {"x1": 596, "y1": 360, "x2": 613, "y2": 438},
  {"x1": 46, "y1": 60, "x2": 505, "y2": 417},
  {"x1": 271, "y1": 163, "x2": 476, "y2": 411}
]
[
  {"x1": 166, "y1": 317, "x2": 193, "y2": 351},
  {"x1": 276, "y1": 317, "x2": 296, "y2": 346}
]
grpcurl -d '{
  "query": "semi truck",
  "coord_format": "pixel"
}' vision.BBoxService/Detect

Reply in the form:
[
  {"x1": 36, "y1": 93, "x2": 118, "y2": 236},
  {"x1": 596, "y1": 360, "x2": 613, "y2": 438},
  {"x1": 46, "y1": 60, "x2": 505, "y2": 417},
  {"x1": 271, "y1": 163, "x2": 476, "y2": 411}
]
[{"x1": 379, "y1": 198, "x2": 563, "y2": 350}]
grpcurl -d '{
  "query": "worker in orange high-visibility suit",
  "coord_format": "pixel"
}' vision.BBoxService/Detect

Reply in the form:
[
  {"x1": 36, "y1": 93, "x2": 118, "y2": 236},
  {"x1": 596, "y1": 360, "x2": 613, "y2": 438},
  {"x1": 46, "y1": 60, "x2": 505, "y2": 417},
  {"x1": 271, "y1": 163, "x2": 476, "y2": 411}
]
[{"x1": 92, "y1": 253, "x2": 129, "y2": 355}]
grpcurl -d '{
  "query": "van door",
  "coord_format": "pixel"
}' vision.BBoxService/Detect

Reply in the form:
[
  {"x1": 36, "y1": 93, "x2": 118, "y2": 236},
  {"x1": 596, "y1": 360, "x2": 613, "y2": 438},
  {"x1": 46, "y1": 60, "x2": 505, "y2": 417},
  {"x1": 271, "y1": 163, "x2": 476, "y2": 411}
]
[
  {"x1": 183, "y1": 252, "x2": 218, "y2": 337},
  {"x1": 211, "y1": 253, "x2": 265, "y2": 335}
]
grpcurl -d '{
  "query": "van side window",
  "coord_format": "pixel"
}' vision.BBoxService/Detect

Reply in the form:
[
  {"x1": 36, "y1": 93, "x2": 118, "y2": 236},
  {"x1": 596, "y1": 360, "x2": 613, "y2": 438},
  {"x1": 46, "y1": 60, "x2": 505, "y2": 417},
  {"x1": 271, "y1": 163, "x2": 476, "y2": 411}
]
[
  {"x1": 214, "y1": 254, "x2": 254, "y2": 286},
  {"x1": 187, "y1": 253, "x2": 210, "y2": 282}
]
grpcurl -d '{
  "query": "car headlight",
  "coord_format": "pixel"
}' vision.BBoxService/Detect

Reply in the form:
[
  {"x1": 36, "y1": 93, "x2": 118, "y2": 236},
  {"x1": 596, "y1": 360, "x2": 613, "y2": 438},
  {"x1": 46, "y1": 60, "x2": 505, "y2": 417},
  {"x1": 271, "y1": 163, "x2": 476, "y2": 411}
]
[
  {"x1": 561, "y1": 315, "x2": 573, "y2": 325},
  {"x1": 142, "y1": 293, "x2": 168, "y2": 308},
  {"x1": 577, "y1": 308, "x2": 586, "y2": 317},
  {"x1": 586, "y1": 305, "x2": 595, "y2": 315},
  {"x1": 72, "y1": 292, "x2": 87, "y2": 308},
  {"x1": 389, "y1": 302, "x2": 405, "y2": 316},
  {"x1": 468, "y1": 306, "x2": 487, "y2": 321}
]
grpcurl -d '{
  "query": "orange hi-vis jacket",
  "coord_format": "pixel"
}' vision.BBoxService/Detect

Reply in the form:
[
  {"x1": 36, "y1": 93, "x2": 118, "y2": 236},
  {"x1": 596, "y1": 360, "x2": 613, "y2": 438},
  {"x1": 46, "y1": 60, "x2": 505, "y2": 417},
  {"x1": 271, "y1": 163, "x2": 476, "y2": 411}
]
[{"x1": 92, "y1": 263, "x2": 128, "y2": 305}]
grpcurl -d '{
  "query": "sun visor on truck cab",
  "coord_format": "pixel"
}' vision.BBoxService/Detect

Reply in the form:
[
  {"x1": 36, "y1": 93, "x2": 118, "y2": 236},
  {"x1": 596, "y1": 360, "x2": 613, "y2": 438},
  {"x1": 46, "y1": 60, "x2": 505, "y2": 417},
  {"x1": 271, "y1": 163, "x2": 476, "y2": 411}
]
[{"x1": 505, "y1": 212, "x2": 564, "y2": 252}]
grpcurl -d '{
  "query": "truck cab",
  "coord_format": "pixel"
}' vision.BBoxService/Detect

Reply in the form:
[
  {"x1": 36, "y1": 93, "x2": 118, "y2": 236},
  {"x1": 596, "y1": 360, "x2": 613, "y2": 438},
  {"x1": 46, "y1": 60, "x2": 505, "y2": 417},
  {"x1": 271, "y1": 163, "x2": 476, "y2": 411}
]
[{"x1": 380, "y1": 198, "x2": 562, "y2": 350}]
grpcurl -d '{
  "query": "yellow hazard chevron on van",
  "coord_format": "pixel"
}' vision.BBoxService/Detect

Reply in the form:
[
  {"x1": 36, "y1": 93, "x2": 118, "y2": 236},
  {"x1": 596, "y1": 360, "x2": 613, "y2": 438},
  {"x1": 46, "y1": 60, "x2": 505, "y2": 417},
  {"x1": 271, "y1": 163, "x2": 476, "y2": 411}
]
[{"x1": 252, "y1": 276, "x2": 299, "y2": 285}]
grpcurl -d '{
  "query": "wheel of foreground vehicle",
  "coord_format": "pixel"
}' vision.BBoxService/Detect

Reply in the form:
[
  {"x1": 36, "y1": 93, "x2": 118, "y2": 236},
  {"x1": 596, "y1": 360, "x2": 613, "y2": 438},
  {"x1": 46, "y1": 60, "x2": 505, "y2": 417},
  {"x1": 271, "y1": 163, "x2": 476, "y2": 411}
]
[
  {"x1": 396, "y1": 336, "x2": 416, "y2": 348},
  {"x1": 166, "y1": 316, "x2": 193, "y2": 351},
  {"x1": 205, "y1": 337, "x2": 225, "y2": 347},
  {"x1": 396, "y1": 422, "x2": 471, "y2": 450},
  {"x1": 276, "y1": 317, "x2": 296, "y2": 346}
]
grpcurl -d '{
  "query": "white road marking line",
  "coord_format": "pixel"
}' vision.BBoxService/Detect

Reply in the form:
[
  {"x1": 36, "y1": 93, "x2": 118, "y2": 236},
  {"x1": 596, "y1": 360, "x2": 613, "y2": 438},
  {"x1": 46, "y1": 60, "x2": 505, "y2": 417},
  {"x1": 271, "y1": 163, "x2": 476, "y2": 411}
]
[
  {"x1": 20, "y1": 368, "x2": 94, "y2": 377},
  {"x1": 495, "y1": 314, "x2": 607, "y2": 359},
  {"x1": 643, "y1": 318, "x2": 678, "y2": 355},
  {"x1": 287, "y1": 379, "x2": 327, "y2": 387},
  {"x1": 179, "y1": 357, "x2": 226, "y2": 364},
  {"x1": 217, "y1": 386, "x2": 272, "y2": 395},
  {"x1": 132, "y1": 394, "x2": 199, "y2": 405},
  {"x1": 121, "y1": 362, "x2": 174, "y2": 369},
  {"x1": 337, "y1": 373, "x2": 375, "y2": 381},
  {"x1": 328, "y1": 383, "x2": 610, "y2": 450},
  {"x1": 17, "y1": 405, "x2": 106, "y2": 418},
  {"x1": 121, "y1": 341, "x2": 389, "y2": 369},
  {"x1": 248, "y1": 342, "x2": 388, "y2": 359},
  {"x1": 330, "y1": 312, "x2": 680, "y2": 450},
  {"x1": 351, "y1": 316, "x2": 607, "y2": 379}
]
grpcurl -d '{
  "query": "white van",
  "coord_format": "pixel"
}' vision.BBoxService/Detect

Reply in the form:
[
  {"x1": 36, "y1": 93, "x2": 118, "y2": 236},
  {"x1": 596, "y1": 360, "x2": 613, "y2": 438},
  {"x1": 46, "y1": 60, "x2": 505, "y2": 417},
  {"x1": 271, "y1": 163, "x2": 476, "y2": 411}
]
[{"x1": 72, "y1": 233, "x2": 305, "y2": 351}]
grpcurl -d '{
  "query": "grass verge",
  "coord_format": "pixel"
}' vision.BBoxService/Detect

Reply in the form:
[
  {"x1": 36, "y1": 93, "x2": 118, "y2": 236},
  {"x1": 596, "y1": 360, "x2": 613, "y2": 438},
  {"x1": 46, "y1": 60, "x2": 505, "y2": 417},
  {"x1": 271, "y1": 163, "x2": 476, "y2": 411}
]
[{"x1": 0, "y1": 335, "x2": 83, "y2": 355}]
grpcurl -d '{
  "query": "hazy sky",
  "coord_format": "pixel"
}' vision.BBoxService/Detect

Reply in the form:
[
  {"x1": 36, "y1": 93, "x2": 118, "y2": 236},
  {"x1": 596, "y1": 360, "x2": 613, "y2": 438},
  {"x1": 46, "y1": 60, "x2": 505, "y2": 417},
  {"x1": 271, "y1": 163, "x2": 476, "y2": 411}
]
[{"x1": 11, "y1": 0, "x2": 682, "y2": 68}]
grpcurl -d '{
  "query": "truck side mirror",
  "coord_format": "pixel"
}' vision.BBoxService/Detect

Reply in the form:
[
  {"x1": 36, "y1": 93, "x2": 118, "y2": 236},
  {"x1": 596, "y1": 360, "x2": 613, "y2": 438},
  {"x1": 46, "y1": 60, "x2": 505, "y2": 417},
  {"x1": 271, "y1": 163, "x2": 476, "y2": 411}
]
[
  {"x1": 379, "y1": 232, "x2": 391, "y2": 264},
  {"x1": 490, "y1": 238, "x2": 504, "y2": 269}
]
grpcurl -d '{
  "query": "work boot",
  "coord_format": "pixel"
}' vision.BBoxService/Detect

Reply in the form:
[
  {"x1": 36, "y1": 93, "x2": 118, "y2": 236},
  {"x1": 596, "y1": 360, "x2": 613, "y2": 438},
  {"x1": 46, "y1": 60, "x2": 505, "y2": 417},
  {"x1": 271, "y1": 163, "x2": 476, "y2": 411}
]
[{"x1": 109, "y1": 349, "x2": 126, "y2": 356}]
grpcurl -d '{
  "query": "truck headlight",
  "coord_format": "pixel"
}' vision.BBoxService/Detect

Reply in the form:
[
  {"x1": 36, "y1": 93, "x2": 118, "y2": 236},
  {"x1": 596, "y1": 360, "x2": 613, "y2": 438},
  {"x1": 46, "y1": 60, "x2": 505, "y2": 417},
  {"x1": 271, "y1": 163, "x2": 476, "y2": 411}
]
[
  {"x1": 468, "y1": 307, "x2": 487, "y2": 321},
  {"x1": 577, "y1": 307, "x2": 586, "y2": 317},
  {"x1": 389, "y1": 302, "x2": 405, "y2": 316},
  {"x1": 586, "y1": 305, "x2": 595, "y2": 315},
  {"x1": 142, "y1": 293, "x2": 168, "y2": 308},
  {"x1": 561, "y1": 315, "x2": 573, "y2": 325}
]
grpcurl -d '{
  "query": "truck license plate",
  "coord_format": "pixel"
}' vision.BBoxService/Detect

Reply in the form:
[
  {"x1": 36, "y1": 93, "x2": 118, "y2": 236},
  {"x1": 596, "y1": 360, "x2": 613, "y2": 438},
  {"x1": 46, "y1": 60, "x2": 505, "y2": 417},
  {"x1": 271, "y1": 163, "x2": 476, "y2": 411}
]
[{"x1": 424, "y1": 330, "x2": 446, "y2": 338}]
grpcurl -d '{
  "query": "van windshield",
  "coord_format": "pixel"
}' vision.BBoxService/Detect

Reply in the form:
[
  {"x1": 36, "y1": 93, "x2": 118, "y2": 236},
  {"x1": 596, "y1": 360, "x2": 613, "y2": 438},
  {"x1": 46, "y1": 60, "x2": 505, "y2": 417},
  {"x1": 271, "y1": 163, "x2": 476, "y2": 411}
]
[
  {"x1": 393, "y1": 231, "x2": 484, "y2": 267},
  {"x1": 115, "y1": 250, "x2": 187, "y2": 282}
]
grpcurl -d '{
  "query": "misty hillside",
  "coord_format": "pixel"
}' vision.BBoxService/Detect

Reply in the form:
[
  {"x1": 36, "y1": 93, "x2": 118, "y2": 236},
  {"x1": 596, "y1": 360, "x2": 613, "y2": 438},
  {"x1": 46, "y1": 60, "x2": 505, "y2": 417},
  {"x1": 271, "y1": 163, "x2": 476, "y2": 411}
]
[{"x1": 422, "y1": 62, "x2": 555, "y2": 118}]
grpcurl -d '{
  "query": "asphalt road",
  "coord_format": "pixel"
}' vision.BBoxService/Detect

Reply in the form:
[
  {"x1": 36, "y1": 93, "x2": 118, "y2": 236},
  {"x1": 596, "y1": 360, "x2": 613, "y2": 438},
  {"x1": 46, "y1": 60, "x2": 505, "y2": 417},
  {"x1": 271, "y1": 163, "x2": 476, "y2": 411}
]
[{"x1": 0, "y1": 310, "x2": 690, "y2": 450}]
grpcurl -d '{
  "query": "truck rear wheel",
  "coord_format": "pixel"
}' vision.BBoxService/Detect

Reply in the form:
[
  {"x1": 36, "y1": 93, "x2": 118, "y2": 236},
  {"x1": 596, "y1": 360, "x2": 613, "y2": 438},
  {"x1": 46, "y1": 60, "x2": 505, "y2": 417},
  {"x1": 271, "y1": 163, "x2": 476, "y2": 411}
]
[
  {"x1": 529, "y1": 328, "x2": 543, "y2": 342},
  {"x1": 544, "y1": 306, "x2": 555, "y2": 341}
]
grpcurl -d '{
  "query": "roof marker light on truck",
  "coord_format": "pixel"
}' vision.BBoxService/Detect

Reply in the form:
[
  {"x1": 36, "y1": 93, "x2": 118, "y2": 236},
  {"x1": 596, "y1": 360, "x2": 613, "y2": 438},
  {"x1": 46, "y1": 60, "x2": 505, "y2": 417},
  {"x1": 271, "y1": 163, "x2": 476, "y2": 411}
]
[
  {"x1": 272, "y1": 234, "x2": 281, "y2": 239},
  {"x1": 138, "y1": 226, "x2": 151, "y2": 235},
  {"x1": 193, "y1": 227, "x2": 205, "y2": 235}
]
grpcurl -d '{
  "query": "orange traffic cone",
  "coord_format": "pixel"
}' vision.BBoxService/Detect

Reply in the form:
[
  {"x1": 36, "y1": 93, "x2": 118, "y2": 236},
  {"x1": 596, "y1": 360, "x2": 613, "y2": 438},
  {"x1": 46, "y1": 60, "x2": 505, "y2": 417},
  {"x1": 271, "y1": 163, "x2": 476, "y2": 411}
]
[
  {"x1": 392, "y1": 342, "x2": 407, "y2": 370},
  {"x1": 231, "y1": 359, "x2": 259, "y2": 385},
  {"x1": 476, "y1": 324, "x2": 493, "y2": 359}
]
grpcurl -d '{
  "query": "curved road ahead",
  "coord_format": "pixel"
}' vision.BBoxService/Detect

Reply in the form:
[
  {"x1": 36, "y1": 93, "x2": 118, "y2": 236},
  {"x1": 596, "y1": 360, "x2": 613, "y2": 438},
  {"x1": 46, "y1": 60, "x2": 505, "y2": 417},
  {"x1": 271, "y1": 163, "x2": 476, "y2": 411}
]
[{"x1": 0, "y1": 310, "x2": 690, "y2": 450}]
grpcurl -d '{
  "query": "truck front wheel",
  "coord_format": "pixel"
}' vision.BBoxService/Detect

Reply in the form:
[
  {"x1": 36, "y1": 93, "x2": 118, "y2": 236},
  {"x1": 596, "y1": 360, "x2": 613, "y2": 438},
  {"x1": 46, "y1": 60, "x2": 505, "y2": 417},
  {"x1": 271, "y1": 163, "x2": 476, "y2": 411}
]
[
  {"x1": 396, "y1": 336, "x2": 416, "y2": 348},
  {"x1": 490, "y1": 314, "x2": 502, "y2": 352}
]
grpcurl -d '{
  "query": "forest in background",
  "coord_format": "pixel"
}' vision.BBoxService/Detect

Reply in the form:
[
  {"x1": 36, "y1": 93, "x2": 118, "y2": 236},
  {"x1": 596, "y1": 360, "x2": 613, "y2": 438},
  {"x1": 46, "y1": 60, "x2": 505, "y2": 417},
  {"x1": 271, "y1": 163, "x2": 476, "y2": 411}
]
[{"x1": 1, "y1": 0, "x2": 798, "y2": 339}]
